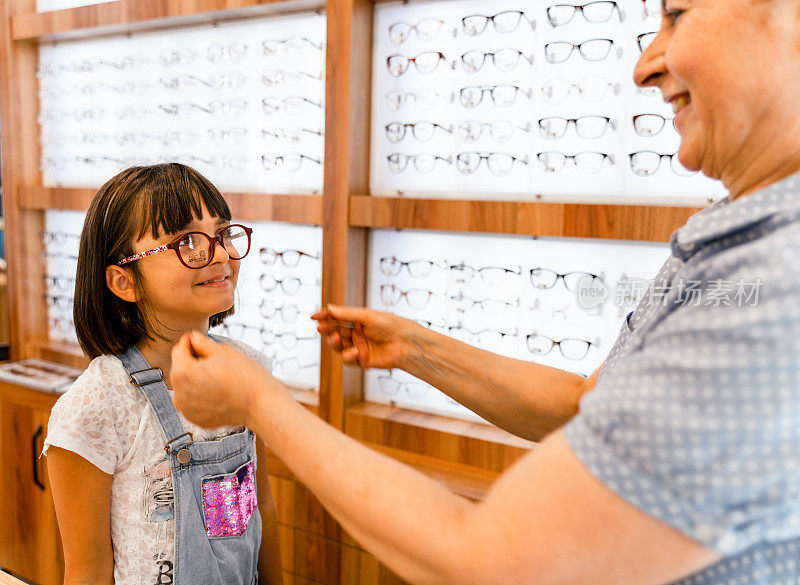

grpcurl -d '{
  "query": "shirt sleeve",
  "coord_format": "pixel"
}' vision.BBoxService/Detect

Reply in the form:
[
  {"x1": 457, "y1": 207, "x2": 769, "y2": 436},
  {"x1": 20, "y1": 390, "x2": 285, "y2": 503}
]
[
  {"x1": 42, "y1": 360, "x2": 130, "y2": 475},
  {"x1": 564, "y1": 236, "x2": 800, "y2": 556}
]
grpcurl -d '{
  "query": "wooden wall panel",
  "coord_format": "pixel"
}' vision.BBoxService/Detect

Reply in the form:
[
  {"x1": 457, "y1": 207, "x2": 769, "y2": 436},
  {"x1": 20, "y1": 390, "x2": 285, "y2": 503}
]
[
  {"x1": 292, "y1": 530, "x2": 341, "y2": 585},
  {"x1": 345, "y1": 402, "x2": 534, "y2": 474},
  {"x1": 1, "y1": 0, "x2": 46, "y2": 361},
  {"x1": 12, "y1": 0, "x2": 326, "y2": 41},
  {"x1": 350, "y1": 195, "x2": 705, "y2": 243},
  {"x1": 319, "y1": 0, "x2": 372, "y2": 429},
  {"x1": 340, "y1": 547, "x2": 409, "y2": 585},
  {"x1": 18, "y1": 186, "x2": 324, "y2": 225}
]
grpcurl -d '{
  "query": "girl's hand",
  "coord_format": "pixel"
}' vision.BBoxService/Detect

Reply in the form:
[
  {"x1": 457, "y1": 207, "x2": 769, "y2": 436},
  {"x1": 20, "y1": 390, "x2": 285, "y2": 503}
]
[
  {"x1": 170, "y1": 331, "x2": 288, "y2": 428},
  {"x1": 311, "y1": 305, "x2": 421, "y2": 370}
]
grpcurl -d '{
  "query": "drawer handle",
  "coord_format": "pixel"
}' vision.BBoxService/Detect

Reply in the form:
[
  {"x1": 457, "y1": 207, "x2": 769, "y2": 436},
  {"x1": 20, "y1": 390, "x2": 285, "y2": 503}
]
[{"x1": 32, "y1": 425, "x2": 45, "y2": 491}]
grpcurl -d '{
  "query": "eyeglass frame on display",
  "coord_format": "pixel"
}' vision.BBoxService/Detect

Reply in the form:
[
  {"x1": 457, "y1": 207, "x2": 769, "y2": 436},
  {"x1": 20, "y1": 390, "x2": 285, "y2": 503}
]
[
  {"x1": 546, "y1": 1, "x2": 625, "y2": 27},
  {"x1": 448, "y1": 291, "x2": 521, "y2": 311},
  {"x1": 262, "y1": 68, "x2": 324, "y2": 87},
  {"x1": 385, "y1": 90, "x2": 454, "y2": 110},
  {"x1": 386, "y1": 51, "x2": 453, "y2": 77},
  {"x1": 459, "y1": 84, "x2": 533, "y2": 108},
  {"x1": 629, "y1": 151, "x2": 699, "y2": 177},
  {"x1": 376, "y1": 373, "x2": 432, "y2": 399},
  {"x1": 261, "y1": 96, "x2": 323, "y2": 115},
  {"x1": 261, "y1": 154, "x2": 322, "y2": 172},
  {"x1": 457, "y1": 120, "x2": 532, "y2": 143},
  {"x1": 459, "y1": 49, "x2": 534, "y2": 73},
  {"x1": 544, "y1": 38, "x2": 622, "y2": 65},
  {"x1": 529, "y1": 267, "x2": 604, "y2": 291},
  {"x1": 43, "y1": 274, "x2": 76, "y2": 290},
  {"x1": 447, "y1": 262, "x2": 522, "y2": 285},
  {"x1": 44, "y1": 294, "x2": 74, "y2": 310},
  {"x1": 632, "y1": 114, "x2": 675, "y2": 137},
  {"x1": 259, "y1": 246, "x2": 320, "y2": 267},
  {"x1": 455, "y1": 151, "x2": 529, "y2": 176},
  {"x1": 384, "y1": 121, "x2": 454, "y2": 144},
  {"x1": 386, "y1": 153, "x2": 453, "y2": 174},
  {"x1": 537, "y1": 151, "x2": 616, "y2": 173},
  {"x1": 261, "y1": 126, "x2": 324, "y2": 142},
  {"x1": 259, "y1": 273, "x2": 321, "y2": 294},
  {"x1": 259, "y1": 300, "x2": 313, "y2": 323},
  {"x1": 379, "y1": 256, "x2": 445, "y2": 278},
  {"x1": 460, "y1": 10, "x2": 536, "y2": 36},
  {"x1": 379, "y1": 284, "x2": 440, "y2": 310},
  {"x1": 387, "y1": 18, "x2": 445, "y2": 44},
  {"x1": 540, "y1": 76, "x2": 621, "y2": 104},
  {"x1": 446, "y1": 322, "x2": 519, "y2": 346},
  {"x1": 537, "y1": 116, "x2": 618, "y2": 140},
  {"x1": 637, "y1": 31, "x2": 658, "y2": 53},
  {"x1": 525, "y1": 332, "x2": 598, "y2": 360},
  {"x1": 262, "y1": 36, "x2": 324, "y2": 55}
]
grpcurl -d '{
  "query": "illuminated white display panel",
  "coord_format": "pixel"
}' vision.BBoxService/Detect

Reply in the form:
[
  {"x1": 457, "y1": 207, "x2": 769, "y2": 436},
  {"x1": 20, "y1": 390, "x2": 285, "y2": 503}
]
[
  {"x1": 370, "y1": 0, "x2": 725, "y2": 204},
  {"x1": 38, "y1": 12, "x2": 326, "y2": 194},
  {"x1": 365, "y1": 228, "x2": 669, "y2": 421}
]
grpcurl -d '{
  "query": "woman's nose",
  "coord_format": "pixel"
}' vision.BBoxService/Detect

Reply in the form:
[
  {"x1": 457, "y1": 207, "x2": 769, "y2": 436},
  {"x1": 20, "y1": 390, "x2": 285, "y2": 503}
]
[{"x1": 633, "y1": 30, "x2": 668, "y2": 91}]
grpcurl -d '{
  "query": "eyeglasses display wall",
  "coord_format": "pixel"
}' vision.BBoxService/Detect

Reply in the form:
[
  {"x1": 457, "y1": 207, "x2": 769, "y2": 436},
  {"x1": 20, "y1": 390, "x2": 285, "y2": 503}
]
[
  {"x1": 42, "y1": 210, "x2": 83, "y2": 344},
  {"x1": 370, "y1": 0, "x2": 726, "y2": 204},
  {"x1": 366, "y1": 228, "x2": 669, "y2": 421},
  {"x1": 37, "y1": 11, "x2": 326, "y2": 194},
  {"x1": 42, "y1": 210, "x2": 322, "y2": 390}
]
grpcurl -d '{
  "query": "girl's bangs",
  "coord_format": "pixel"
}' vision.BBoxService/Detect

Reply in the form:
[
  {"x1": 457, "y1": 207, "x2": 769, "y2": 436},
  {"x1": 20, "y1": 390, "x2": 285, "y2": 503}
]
[{"x1": 134, "y1": 164, "x2": 232, "y2": 241}]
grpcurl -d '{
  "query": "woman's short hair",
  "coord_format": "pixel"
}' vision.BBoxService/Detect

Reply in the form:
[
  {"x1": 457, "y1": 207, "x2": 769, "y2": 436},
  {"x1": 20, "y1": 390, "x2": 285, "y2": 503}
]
[{"x1": 74, "y1": 163, "x2": 234, "y2": 358}]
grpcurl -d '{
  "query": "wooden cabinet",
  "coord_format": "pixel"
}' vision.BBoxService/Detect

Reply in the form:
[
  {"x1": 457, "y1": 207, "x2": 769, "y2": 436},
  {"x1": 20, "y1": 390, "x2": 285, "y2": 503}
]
[{"x1": 0, "y1": 383, "x2": 63, "y2": 585}]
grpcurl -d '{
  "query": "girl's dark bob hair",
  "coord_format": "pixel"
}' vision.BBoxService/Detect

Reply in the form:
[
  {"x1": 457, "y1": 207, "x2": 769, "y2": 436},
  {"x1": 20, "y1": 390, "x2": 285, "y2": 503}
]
[{"x1": 74, "y1": 163, "x2": 233, "y2": 358}]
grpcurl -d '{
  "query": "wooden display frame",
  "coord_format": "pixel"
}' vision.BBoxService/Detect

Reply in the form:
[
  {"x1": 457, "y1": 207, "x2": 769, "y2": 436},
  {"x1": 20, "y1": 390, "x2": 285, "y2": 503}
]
[{"x1": 0, "y1": 1, "x2": 701, "y2": 582}]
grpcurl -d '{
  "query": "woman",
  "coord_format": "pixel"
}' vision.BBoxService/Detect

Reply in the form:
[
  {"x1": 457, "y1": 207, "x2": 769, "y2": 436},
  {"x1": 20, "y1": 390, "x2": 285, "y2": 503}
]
[{"x1": 170, "y1": 1, "x2": 800, "y2": 583}]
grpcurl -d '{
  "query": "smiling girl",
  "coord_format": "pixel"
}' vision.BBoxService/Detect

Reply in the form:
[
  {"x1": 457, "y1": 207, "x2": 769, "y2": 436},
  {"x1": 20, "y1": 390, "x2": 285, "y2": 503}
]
[{"x1": 42, "y1": 163, "x2": 282, "y2": 585}]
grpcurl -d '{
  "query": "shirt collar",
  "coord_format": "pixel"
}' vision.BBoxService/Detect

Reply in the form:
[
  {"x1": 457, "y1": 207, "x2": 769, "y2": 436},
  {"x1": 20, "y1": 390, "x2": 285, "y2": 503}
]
[{"x1": 672, "y1": 171, "x2": 800, "y2": 255}]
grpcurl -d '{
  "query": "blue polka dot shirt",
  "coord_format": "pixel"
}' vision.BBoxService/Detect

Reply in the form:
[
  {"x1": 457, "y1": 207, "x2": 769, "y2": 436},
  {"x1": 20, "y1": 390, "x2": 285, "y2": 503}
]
[{"x1": 565, "y1": 172, "x2": 800, "y2": 584}]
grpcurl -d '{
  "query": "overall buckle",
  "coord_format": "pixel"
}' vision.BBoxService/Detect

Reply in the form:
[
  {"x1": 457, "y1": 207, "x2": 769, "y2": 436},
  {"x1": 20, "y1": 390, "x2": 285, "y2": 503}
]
[
  {"x1": 165, "y1": 432, "x2": 194, "y2": 465},
  {"x1": 128, "y1": 367, "x2": 164, "y2": 387}
]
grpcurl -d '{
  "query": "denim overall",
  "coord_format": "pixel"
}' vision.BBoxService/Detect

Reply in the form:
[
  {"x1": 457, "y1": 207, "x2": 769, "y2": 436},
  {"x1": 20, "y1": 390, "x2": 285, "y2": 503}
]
[{"x1": 117, "y1": 341, "x2": 261, "y2": 585}]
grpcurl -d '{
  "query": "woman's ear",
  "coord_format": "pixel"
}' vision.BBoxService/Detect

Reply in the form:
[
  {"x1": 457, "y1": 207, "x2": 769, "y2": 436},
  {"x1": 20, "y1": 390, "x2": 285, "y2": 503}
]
[{"x1": 106, "y1": 265, "x2": 139, "y2": 303}]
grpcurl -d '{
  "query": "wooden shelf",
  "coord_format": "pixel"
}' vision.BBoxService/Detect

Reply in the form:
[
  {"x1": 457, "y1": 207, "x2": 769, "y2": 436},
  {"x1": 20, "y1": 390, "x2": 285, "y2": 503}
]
[
  {"x1": 365, "y1": 442, "x2": 503, "y2": 501},
  {"x1": 12, "y1": 0, "x2": 325, "y2": 42},
  {"x1": 344, "y1": 401, "x2": 535, "y2": 475},
  {"x1": 286, "y1": 386, "x2": 320, "y2": 414},
  {"x1": 349, "y1": 195, "x2": 705, "y2": 243},
  {"x1": 19, "y1": 185, "x2": 323, "y2": 225},
  {"x1": 26, "y1": 339, "x2": 88, "y2": 369},
  {"x1": 0, "y1": 379, "x2": 62, "y2": 411}
]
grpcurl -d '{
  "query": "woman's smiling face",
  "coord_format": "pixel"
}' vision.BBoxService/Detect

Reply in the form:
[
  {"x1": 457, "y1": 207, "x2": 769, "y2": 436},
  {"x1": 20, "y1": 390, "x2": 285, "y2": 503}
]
[{"x1": 633, "y1": 0, "x2": 800, "y2": 197}]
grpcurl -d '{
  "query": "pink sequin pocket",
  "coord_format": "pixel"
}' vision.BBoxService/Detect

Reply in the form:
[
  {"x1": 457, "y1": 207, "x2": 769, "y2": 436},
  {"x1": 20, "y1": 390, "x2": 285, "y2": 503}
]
[{"x1": 202, "y1": 462, "x2": 257, "y2": 538}]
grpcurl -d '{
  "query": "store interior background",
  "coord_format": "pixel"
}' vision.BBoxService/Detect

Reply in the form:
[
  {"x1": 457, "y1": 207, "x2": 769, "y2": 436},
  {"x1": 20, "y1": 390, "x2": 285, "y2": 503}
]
[{"x1": 0, "y1": 0, "x2": 719, "y2": 583}]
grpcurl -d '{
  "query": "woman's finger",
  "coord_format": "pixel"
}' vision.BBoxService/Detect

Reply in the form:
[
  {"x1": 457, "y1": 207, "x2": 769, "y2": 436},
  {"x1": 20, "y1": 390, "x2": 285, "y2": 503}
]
[
  {"x1": 187, "y1": 330, "x2": 219, "y2": 358},
  {"x1": 326, "y1": 332, "x2": 343, "y2": 351},
  {"x1": 341, "y1": 346, "x2": 360, "y2": 365}
]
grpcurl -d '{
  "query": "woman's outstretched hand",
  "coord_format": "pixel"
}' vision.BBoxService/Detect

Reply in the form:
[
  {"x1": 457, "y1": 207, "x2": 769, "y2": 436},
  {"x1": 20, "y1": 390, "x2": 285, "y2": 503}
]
[
  {"x1": 311, "y1": 305, "x2": 420, "y2": 370},
  {"x1": 170, "y1": 331, "x2": 288, "y2": 428}
]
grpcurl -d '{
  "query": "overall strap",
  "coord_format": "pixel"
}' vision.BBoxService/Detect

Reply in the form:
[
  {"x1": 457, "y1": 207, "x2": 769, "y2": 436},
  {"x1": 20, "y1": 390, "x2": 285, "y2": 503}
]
[{"x1": 116, "y1": 345, "x2": 192, "y2": 452}]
